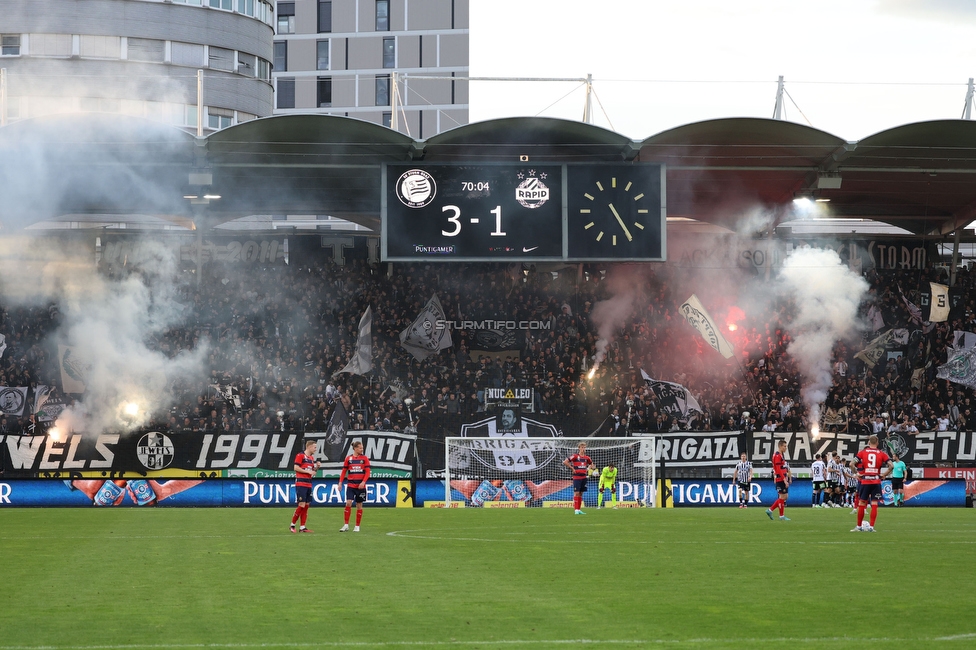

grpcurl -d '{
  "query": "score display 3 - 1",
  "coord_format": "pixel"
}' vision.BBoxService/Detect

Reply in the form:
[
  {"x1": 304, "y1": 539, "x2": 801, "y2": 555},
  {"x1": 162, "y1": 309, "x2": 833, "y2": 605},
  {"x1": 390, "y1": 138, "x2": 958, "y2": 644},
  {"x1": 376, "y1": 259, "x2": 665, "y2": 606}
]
[
  {"x1": 382, "y1": 164, "x2": 564, "y2": 261},
  {"x1": 381, "y1": 162, "x2": 666, "y2": 262}
]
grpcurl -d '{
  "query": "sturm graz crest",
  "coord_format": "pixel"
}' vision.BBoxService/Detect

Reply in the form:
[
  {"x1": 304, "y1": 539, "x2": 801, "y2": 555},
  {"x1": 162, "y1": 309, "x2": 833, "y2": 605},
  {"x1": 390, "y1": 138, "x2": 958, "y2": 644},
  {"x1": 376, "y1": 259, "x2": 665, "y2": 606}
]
[
  {"x1": 137, "y1": 432, "x2": 174, "y2": 470},
  {"x1": 884, "y1": 433, "x2": 910, "y2": 459}
]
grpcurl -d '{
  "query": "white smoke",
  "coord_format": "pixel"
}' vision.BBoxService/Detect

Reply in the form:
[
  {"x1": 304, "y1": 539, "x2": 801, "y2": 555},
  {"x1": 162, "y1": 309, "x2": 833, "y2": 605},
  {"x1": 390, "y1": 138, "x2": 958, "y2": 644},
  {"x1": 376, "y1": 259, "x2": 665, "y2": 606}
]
[
  {"x1": 779, "y1": 247, "x2": 868, "y2": 429},
  {"x1": 0, "y1": 237, "x2": 208, "y2": 435},
  {"x1": 589, "y1": 267, "x2": 648, "y2": 369}
]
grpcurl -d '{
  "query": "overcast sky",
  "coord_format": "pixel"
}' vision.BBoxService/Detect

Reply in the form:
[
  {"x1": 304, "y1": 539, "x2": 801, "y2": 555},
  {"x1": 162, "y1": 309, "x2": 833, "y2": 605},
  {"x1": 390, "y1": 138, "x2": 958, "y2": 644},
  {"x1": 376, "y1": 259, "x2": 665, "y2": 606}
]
[{"x1": 468, "y1": 0, "x2": 976, "y2": 141}]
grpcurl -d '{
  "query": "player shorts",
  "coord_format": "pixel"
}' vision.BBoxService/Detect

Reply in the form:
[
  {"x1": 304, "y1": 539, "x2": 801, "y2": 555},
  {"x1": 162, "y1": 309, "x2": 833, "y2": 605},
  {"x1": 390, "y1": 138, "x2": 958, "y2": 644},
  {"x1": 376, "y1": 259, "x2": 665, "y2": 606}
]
[
  {"x1": 736, "y1": 481, "x2": 751, "y2": 492},
  {"x1": 345, "y1": 486, "x2": 367, "y2": 504},
  {"x1": 857, "y1": 482, "x2": 883, "y2": 502},
  {"x1": 295, "y1": 485, "x2": 313, "y2": 503},
  {"x1": 812, "y1": 481, "x2": 827, "y2": 491},
  {"x1": 891, "y1": 478, "x2": 904, "y2": 489},
  {"x1": 599, "y1": 481, "x2": 616, "y2": 492},
  {"x1": 827, "y1": 480, "x2": 839, "y2": 491},
  {"x1": 775, "y1": 480, "x2": 789, "y2": 494},
  {"x1": 573, "y1": 478, "x2": 588, "y2": 493}
]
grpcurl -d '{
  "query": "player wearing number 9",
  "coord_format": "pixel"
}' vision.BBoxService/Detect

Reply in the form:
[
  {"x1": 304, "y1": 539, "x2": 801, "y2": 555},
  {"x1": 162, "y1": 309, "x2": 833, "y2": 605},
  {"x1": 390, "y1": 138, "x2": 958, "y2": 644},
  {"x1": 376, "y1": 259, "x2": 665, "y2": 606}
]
[{"x1": 852, "y1": 435, "x2": 893, "y2": 532}]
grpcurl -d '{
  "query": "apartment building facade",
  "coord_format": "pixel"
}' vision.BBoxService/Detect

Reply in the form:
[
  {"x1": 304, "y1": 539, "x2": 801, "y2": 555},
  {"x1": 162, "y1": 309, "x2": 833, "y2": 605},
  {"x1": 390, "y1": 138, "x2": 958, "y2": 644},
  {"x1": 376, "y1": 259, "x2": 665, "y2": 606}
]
[
  {"x1": 0, "y1": 0, "x2": 275, "y2": 132},
  {"x1": 272, "y1": 0, "x2": 469, "y2": 137}
]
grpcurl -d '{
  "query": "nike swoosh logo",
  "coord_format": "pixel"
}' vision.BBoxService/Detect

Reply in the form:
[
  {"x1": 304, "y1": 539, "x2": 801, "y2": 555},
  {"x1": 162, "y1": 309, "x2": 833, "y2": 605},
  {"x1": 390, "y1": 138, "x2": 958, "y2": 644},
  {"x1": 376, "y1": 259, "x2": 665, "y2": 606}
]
[{"x1": 522, "y1": 246, "x2": 539, "y2": 252}]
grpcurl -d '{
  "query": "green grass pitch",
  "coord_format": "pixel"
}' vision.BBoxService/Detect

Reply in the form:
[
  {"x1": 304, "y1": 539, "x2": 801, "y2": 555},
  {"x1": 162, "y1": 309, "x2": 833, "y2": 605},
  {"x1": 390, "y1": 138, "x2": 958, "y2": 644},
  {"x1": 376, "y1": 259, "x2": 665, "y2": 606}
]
[{"x1": 1, "y1": 506, "x2": 974, "y2": 649}]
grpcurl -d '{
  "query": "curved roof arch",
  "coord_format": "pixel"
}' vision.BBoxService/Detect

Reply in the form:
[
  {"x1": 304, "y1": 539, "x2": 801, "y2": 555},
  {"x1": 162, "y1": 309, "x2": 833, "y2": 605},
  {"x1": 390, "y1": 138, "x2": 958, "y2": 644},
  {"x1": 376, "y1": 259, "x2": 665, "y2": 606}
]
[{"x1": 423, "y1": 116, "x2": 638, "y2": 162}]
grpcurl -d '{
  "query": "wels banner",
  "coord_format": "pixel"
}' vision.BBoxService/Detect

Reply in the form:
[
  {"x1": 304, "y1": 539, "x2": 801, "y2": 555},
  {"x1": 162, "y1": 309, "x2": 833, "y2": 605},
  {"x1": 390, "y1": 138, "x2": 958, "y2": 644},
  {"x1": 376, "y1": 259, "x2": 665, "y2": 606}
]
[
  {"x1": 0, "y1": 431, "x2": 415, "y2": 479},
  {"x1": 0, "y1": 479, "x2": 403, "y2": 507}
]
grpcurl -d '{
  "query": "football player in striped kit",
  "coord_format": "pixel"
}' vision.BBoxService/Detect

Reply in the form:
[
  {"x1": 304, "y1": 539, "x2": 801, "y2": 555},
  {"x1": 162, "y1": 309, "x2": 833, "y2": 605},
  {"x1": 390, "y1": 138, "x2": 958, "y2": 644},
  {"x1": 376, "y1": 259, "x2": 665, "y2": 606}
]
[
  {"x1": 810, "y1": 453, "x2": 827, "y2": 507},
  {"x1": 825, "y1": 452, "x2": 843, "y2": 507},
  {"x1": 732, "y1": 452, "x2": 753, "y2": 508}
]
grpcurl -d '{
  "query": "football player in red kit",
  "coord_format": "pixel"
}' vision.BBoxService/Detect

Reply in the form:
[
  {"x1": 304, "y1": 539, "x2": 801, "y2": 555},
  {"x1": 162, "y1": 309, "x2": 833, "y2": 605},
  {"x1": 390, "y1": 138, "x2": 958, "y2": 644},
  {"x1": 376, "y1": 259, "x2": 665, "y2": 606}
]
[
  {"x1": 765, "y1": 440, "x2": 792, "y2": 521},
  {"x1": 339, "y1": 441, "x2": 371, "y2": 532},
  {"x1": 563, "y1": 442, "x2": 593, "y2": 515},
  {"x1": 852, "y1": 435, "x2": 893, "y2": 532},
  {"x1": 291, "y1": 439, "x2": 319, "y2": 533}
]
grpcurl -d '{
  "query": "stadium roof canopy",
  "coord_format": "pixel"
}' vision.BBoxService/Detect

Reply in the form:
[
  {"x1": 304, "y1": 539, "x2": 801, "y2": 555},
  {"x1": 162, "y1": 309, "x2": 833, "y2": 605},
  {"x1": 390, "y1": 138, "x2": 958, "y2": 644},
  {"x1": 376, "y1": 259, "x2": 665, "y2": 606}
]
[{"x1": 3, "y1": 113, "x2": 976, "y2": 237}]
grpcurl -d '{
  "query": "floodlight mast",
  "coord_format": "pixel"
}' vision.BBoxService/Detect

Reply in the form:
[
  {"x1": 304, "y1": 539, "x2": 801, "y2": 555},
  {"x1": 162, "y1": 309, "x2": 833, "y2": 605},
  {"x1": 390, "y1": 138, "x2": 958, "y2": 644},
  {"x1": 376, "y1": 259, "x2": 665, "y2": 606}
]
[
  {"x1": 772, "y1": 75, "x2": 785, "y2": 120},
  {"x1": 962, "y1": 77, "x2": 974, "y2": 120}
]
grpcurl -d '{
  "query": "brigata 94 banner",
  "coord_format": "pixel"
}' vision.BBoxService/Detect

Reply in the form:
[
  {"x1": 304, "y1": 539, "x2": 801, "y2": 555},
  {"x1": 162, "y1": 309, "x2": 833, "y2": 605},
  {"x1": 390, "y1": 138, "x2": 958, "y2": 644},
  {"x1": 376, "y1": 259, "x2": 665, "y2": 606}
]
[{"x1": 0, "y1": 479, "x2": 413, "y2": 508}]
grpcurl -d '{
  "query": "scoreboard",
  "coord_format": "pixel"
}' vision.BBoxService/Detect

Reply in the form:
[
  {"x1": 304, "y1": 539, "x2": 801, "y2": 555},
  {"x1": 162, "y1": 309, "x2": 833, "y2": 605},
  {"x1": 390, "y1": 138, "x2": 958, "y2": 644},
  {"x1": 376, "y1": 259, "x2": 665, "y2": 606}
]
[{"x1": 381, "y1": 163, "x2": 665, "y2": 262}]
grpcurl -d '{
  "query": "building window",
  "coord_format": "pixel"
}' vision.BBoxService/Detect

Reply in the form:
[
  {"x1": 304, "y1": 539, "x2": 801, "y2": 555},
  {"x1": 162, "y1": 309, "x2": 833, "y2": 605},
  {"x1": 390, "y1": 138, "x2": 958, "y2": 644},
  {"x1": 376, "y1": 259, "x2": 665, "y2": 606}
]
[
  {"x1": 238, "y1": 52, "x2": 256, "y2": 76},
  {"x1": 277, "y1": 2, "x2": 295, "y2": 34},
  {"x1": 208, "y1": 107, "x2": 234, "y2": 129},
  {"x1": 375, "y1": 75, "x2": 390, "y2": 106},
  {"x1": 30, "y1": 33, "x2": 72, "y2": 58},
  {"x1": 209, "y1": 0, "x2": 233, "y2": 9},
  {"x1": 382, "y1": 37, "x2": 395, "y2": 68},
  {"x1": 277, "y1": 77, "x2": 295, "y2": 109},
  {"x1": 382, "y1": 112, "x2": 392, "y2": 128},
  {"x1": 273, "y1": 41, "x2": 287, "y2": 71},
  {"x1": 316, "y1": 40, "x2": 329, "y2": 70},
  {"x1": 209, "y1": 46, "x2": 234, "y2": 71},
  {"x1": 376, "y1": 0, "x2": 389, "y2": 31},
  {"x1": 317, "y1": 77, "x2": 332, "y2": 107},
  {"x1": 80, "y1": 35, "x2": 121, "y2": 59},
  {"x1": 318, "y1": 1, "x2": 332, "y2": 33},
  {"x1": 258, "y1": 58, "x2": 271, "y2": 80},
  {"x1": 172, "y1": 42, "x2": 205, "y2": 67}
]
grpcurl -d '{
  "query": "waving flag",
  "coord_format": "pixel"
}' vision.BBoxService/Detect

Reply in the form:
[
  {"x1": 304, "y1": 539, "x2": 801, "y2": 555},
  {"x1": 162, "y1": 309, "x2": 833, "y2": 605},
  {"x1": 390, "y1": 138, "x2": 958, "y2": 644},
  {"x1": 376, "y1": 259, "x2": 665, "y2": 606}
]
[{"x1": 679, "y1": 294, "x2": 735, "y2": 359}]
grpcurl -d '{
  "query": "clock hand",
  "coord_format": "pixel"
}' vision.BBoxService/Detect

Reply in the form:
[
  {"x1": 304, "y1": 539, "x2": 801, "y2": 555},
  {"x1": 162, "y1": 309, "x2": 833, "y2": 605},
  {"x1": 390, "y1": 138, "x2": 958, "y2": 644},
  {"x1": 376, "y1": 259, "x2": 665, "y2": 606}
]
[{"x1": 608, "y1": 203, "x2": 633, "y2": 241}]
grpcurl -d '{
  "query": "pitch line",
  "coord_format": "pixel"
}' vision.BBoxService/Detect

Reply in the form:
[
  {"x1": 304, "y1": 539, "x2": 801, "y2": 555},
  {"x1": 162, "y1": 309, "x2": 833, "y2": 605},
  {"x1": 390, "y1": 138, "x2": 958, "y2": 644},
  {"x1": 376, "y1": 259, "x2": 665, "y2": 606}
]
[
  {"x1": 385, "y1": 530, "x2": 976, "y2": 545},
  {"x1": 3, "y1": 634, "x2": 976, "y2": 649}
]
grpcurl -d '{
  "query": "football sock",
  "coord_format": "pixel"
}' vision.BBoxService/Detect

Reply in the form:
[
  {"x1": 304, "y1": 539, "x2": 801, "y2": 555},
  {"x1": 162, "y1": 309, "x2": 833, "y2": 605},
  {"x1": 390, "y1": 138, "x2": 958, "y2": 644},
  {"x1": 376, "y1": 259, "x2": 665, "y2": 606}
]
[
  {"x1": 292, "y1": 508, "x2": 301, "y2": 524},
  {"x1": 611, "y1": 492, "x2": 617, "y2": 507},
  {"x1": 356, "y1": 509, "x2": 363, "y2": 526},
  {"x1": 778, "y1": 502, "x2": 785, "y2": 516},
  {"x1": 598, "y1": 491, "x2": 604, "y2": 508},
  {"x1": 812, "y1": 493, "x2": 818, "y2": 506},
  {"x1": 300, "y1": 509, "x2": 307, "y2": 526},
  {"x1": 869, "y1": 503, "x2": 878, "y2": 527},
  {"x1": 344, "y1": 506, "x2": 351, "y2": 524},
  {"x1": 770, "y1": 498, "x2": 782, "y2": 513},
  {"x1": 857, "y1": 503, "x2": 866, "y2": 527}
]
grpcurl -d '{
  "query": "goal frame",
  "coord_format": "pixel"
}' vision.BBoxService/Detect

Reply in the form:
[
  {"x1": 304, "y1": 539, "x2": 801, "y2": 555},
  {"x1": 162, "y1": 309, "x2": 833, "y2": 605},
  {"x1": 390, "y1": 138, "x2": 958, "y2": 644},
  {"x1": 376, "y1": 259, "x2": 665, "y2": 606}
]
[{"x1": 444, "y1": 436, "x2": 657, "y2": 507}]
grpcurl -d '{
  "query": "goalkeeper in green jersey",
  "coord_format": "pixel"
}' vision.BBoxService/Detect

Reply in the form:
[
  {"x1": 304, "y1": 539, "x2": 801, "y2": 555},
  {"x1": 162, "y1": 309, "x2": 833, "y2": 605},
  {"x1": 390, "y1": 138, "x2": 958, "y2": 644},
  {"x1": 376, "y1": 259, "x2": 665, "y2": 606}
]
[{"x1": 597, "y1": 462, "x2": 618, "y2": 509}]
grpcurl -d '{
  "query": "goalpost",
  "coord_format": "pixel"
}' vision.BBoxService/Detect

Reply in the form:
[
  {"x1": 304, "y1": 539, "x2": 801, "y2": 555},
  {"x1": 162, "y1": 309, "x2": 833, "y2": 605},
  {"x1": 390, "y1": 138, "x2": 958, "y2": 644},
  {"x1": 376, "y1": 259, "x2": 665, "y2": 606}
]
[{"x1": 444, "y1": 436, "x2": 657, "y2": 507}]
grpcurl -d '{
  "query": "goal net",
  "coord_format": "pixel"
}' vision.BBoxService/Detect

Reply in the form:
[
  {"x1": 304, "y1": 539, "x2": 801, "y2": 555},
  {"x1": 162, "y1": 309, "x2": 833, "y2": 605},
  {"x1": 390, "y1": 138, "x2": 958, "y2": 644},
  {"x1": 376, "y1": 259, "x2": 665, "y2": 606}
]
[{"x1": 445, "y1": 436, "x2": 657, "y2": 507}]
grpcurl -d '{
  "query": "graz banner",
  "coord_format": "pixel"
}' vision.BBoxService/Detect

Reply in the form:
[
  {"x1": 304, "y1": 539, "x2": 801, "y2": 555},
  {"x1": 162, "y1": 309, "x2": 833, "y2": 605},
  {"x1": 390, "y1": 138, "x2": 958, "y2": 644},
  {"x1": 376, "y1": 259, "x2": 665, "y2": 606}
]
[
  {"x1": 749, "y1": 430, "x2": 976, "y2": 464},
  {"x1": 0, "y1": 430, "x2": 416, "y2": 479}
]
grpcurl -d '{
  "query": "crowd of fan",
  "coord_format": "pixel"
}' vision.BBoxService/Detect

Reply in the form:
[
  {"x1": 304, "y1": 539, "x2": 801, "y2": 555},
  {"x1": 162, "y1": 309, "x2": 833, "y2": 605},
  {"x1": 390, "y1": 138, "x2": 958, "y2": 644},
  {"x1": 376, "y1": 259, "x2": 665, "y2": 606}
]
[{"x1": 0, "y1": 251, "x2": 973, "y2": 440}]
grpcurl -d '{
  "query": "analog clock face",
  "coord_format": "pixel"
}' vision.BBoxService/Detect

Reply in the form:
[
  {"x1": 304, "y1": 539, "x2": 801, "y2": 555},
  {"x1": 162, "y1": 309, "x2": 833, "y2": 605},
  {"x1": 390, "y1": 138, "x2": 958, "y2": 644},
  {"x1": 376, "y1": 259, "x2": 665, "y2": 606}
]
[{"x1": 566, "y1": 164, "x2": 664, "y2": 261}]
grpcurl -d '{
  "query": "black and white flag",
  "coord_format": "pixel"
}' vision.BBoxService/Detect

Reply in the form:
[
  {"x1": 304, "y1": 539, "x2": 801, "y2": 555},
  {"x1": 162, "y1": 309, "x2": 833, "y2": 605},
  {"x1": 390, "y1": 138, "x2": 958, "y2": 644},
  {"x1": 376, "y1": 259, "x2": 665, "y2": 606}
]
[
  {"x1": 0, "y1": 386, "x2": 28, "y2": 417},
  {"x1": 400, "y1": 294, "x2": 452, "y2": 361},
  {"x1": 640, "y1": 369, "x2": 703, "y2": 418},
  {"x1": 679, "y1": 294, "x2": 735, "y2": 359},
  {"x1": 336, "y1": 306, "x2": 373, "y2": 375}
]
